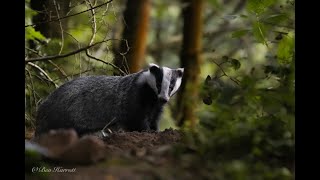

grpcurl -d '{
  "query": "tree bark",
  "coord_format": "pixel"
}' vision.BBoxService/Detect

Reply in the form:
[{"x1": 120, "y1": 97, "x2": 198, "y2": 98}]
[
  {"x1": 176, "y1": 0, "x2": 203, "y2": 129},
  {"x1": 113, "y1": 0, "x2": 151, "y2": 74}
]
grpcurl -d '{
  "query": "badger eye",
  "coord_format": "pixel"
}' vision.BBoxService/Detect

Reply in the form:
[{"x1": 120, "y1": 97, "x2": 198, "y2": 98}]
[{"x1": 169, "y1": 80, "x2": 175, "y2": 91}]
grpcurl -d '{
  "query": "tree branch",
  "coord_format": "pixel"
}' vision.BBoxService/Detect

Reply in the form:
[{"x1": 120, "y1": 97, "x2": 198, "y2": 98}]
[
  {"x1": 85, "y1": 50, "x2": 127, "y2": 75},
  {"x1": 25, "y1": 68, "x2": 38, "y2": 111},
  {"x1": 25, "y1": 47, "x2": 42, "y2": 57},
  {"x1": 25, "y1": 0, "x2": 114, "y2": 27},
  {"x1": 25, "y1": 40, "x2": 110, "y2": 63},
  {"x1": 87, "y1": 0, "x2": 97, "y2": 46},
  {"x1": 53, "y1": 0, "x2": 65, "y2": 55},
  {"x1": 27, "y1": 62, "x2": 58, "y2": 88},
  {"x1": 212, "y1": 59, "x2": 241, "y2": 86}
]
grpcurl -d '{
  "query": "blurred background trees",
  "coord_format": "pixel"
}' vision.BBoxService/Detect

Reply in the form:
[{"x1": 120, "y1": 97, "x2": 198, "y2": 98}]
[
  {"x1": 25, "y1": 0, "x2": 294, "y2": 178},
  {"x1": 113, "y1": 0, "x2": 151, "y2": 73},
  {"x1": 176, "y1": 0, "x2": 204, "y2": 129}
]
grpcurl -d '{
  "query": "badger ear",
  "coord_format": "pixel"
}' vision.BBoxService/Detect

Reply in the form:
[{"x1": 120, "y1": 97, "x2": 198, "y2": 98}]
[
  {"x1": 177, "y1": 68, "x2": 184, "y2": 77},
  {"x1": 149, "y1": 63, "x2": 160, "y2": 74},
  {"x1": 148, "y1": 63, "x2": 159, "y2": 68}
]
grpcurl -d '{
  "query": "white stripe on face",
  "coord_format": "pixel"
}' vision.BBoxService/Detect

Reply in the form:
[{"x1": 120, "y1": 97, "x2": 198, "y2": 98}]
[
  {"x1": 159, "y1": 67, "x2": 171, "y2": 101},
  {"x1": 170, "y1": 77, "x2": 182, "y2": 97}
]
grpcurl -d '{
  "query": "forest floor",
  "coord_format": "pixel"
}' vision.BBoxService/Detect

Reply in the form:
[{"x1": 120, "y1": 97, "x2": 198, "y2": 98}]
[{"x1": 25, "y1": 128, "x2": 204, "y2": 180}]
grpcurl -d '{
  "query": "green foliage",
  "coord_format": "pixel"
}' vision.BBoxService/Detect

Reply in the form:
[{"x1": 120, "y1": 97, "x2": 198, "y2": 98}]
[
  {"x1": 231, "y1": 29, "x2": 250, "y2": 38},
  {"x1": 24, "y1": 0, "x2": 125, "y2": 125},
  {"x1": 207, "y1": 0, "x2": 221, "y2": 9},
  {"x1": 25, "y1": 27, "x2": 46, "y2": 41},
  {"x1": 246, "y1": 0, "x2": 277, "y2": 14},
  {"x1": 277, "y1": 32, "x2": 294, "y2": 64},
  {"x1": 261, "y1": 13, "x2": 288, "y2": 24},
  {"x1": 229, "y1": 58, "x2": 241, "y2": 70},
  {"x1": 252, "y1": 21, "x2": 267, "y2": 45},
  {"x1": 25, "y1": 0, "x2": 46, "y2": 43},
  {"x1": 25, "y1": 0, "x2": 37, "y2": 25},
  {"x1": 180, "y1": 0, "x2": 295, "y2": 179}
]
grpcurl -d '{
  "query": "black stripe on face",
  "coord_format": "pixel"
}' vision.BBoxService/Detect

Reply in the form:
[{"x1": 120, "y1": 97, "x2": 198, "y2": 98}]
[
  {"x1": 169, "y1": 70, "x2": 180, "y2": 95},
  {"x1": 149, "y1": 66, "x2": 163, "y2": 94}
]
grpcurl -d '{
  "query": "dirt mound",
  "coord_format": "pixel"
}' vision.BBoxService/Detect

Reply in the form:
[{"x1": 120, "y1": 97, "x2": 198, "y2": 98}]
[
  {"x1": 26, "y1": 128, "x2": 185, "y2": 180},
  {"x1": 104, "y1": 129, "x2": 182, "y2": 153}
]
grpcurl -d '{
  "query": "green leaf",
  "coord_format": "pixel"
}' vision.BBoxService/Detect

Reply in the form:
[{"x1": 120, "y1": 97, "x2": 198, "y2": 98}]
[
  {"x1": 252, "y1": 22, "x2": 267, "y2": 45},
  {"x1": 247, "y1": 0, "x2": 277, "y2": 14},
  {"x1": 229, "y1": 59, "x2": 241, "y2": 70},
  {"x1": 277, "y1": 32, "x2": 294, "y2": 65},
  {"x1": 240, "y1": 14, "x2": 249, "y2": 18},
  {"x1": 25, "y1": 2, "x2": 38, "y2": 25},
  {"x1": 262, "y1": 13, "x2": 288, "y2": 24},
  {"x1": 231, "y1": 29, "x2": 250, "y2": 38},
  {"x1": 25, "y1": 27, "x2": 46, "y2": 41},
  {"x1": 222, "y1": 55, "x2": 229, "y2": 61}
]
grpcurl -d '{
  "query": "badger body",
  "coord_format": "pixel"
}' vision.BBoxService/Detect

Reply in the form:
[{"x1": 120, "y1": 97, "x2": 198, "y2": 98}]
[{"x1": 35, "y1": 64, "x2": 184, "y2": 137}]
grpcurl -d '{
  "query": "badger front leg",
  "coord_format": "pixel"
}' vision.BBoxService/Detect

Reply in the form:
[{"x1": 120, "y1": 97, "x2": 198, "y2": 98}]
[
  {"x1": 149, "y1": 119, "x2": 159, "y2": 131},
  {"x1": 148, "y1": 110, "x2": 162, "y2": 131}
]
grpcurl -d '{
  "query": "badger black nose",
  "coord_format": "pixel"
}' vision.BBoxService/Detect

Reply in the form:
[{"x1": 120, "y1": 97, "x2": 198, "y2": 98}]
[{"x1": 159, "y1": 97, "x2": 168, "y2": 104}]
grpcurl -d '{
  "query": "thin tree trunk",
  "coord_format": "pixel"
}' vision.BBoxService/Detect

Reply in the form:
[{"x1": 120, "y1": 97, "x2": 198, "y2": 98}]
[
  {"x1": 114, "y1": 0, "x2": 151, "y2": 74},
  {"x1": 176, "y1": 0, "x2": 203, "y2": 129}
]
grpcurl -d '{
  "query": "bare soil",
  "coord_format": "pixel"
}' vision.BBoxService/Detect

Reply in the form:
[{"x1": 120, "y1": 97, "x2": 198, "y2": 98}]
[{"x1": 26, "y1": 128, "x2": 199, "y2": 180}]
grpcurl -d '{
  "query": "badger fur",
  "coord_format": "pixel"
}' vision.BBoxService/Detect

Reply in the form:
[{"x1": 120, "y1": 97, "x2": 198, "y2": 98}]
[{"x1": 34, "y1": 63, "x2": 184, "y2": 137}]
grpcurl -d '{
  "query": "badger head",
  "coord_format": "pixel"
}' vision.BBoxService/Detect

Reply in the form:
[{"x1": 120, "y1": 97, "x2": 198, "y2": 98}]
[{"x1": 138, "y1": 63, "x2": 184, "y2": 104}]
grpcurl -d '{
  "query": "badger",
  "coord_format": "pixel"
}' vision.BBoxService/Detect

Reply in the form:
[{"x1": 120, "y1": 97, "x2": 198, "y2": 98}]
[{"x1": 34, "y1": 63, "x2": 184, "y2": 137}]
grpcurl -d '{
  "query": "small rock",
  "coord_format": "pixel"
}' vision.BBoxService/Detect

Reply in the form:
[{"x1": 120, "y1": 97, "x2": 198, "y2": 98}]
[
  {"x1": 33, "y1": 129, "x2": 79, "y2": 158},
  {"x1": 58, "y1": 135, "x2": 107, "y2": 164}
]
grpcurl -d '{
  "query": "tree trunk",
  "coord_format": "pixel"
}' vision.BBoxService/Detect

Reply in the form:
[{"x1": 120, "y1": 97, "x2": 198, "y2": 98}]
[
  {"x1": 113, "y1": 0, "x2": 151, "y2": 74},
  {"x1": 176, "y1": 0, "x2": 203, "y2": 129},
  {"x1": 30, "y1": 0, "x2": 70, "y2": 39}
]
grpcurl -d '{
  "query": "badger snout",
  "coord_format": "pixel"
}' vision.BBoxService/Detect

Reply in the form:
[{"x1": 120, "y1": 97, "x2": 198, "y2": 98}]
[{"x1": 158, "y1": 96, "x2": 169, "y2": 104}]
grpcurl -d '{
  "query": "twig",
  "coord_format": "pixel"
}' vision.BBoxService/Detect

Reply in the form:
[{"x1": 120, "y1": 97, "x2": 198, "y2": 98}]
[
  {"x1": 118, "y1": 40, "x2": 131, "y2": 75},
  {"x1": 102, "y1": 117, "x2": 117, "y2": 131},
  {"x1": 101, "y1": 117, "x2": 117, "y2": 137},
  {"x1": 52, "y1": 68, "x2": 94, "y2": 81},
  {"x1": 84, "y1": 4, "x2": 127, "y2": 76},
  {"x1": 26, "y1": 38, "x2": 128, "y2": 75},
  {"x1": 25, "y1": 68, "x2": 38, "y2": 112},
  {"x1": 85, "y1": 0, "x2": 97, "y2": 74},
  {"x1": 86, "y1": 0, "x2": 97, "y2": 46},
  {"x1": 85, "y1": 51, "x2": 127, "y2": 75},
  {"x1": 27, "y1": 62, "x2": 58, "y2": 88},
  {"x1": 48, "y1": 60, "x2": 69, "y2": 81},
  {"x1": 63, "y1": 30, "x2": 81, "y2": 46},
  {"x1": 25, "y1": 0, "x2": 114, "y2": 27},
  {"x1": 25, "y1": 40, "x2": 110, "y2": 63},
  {"x1": 53, "y1": 0, "x2": 64, "y2": 55},
  {"x1": 212, "y1": 59, "x2": 240, "y2": 85},
  {"x1": 66, "y1": 1, "x2": 86, "y2": 16},
  {"x1": 25, "y1": 47, "x2": 69, "y2": 81},
  {"x1": 120, "y1": 56, "x2": 130, "y2": 75},
  {"x1": 25, "y1": 47, "x2": 42, "y2": 57},
  {"x1": 63, "y1": 30, "x2": 82, "y2": 77}
]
